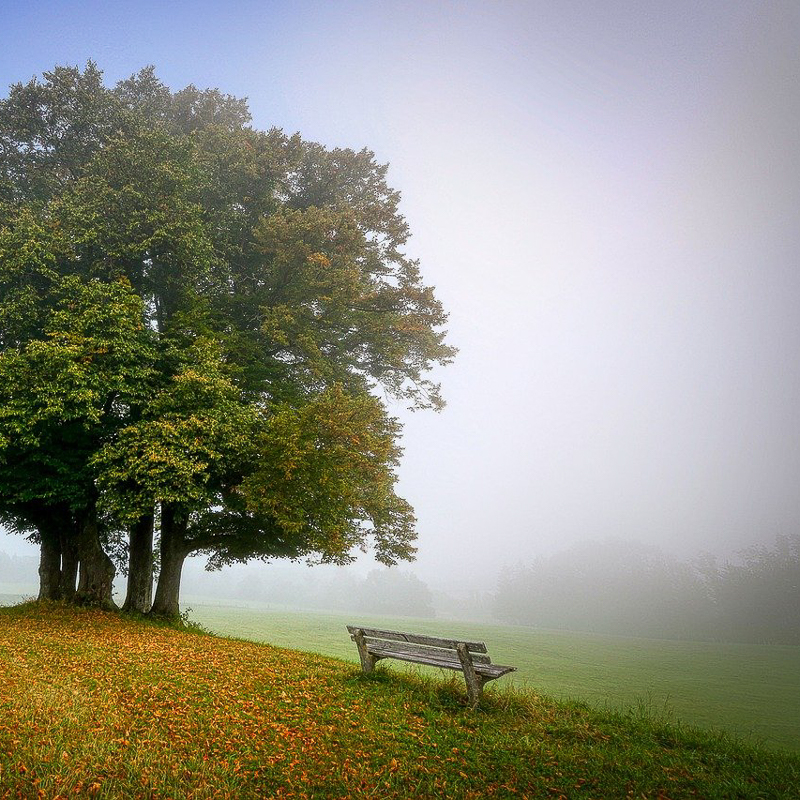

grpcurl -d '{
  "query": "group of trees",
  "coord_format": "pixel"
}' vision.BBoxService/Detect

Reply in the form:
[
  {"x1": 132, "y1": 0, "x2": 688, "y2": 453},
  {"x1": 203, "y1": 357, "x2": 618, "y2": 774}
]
[
  {"x1": 493, "y1": 535, "x2": 800, "y2": 645},
  {"x1": 0, "y1": 64, "x2": 453, "y2": 617}
]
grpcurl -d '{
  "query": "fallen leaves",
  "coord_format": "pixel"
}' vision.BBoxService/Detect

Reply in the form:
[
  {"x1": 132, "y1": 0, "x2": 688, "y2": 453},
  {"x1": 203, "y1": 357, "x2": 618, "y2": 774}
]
[{"x1": 0, "y1": 604, "x2": 795, "y2": 799}]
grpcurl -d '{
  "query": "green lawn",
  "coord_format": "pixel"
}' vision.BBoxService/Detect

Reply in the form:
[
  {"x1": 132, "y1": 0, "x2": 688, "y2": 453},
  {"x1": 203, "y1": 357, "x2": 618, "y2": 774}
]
[
  {"x1": 185, "y1": 599, "x2": 800, "y2": 753},
  {"x1": 1, "y1": 602, "x2": 798, "y2": 798}
]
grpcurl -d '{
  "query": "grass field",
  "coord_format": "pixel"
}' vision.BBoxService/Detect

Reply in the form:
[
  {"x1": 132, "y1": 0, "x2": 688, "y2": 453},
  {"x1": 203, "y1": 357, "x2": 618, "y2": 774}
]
[
  {"x1": 1, "y1": 602, "x2": 798, "y2": 799},
  {"x1": 184, "y1": 600, "x2": 800, "y2": 753}
]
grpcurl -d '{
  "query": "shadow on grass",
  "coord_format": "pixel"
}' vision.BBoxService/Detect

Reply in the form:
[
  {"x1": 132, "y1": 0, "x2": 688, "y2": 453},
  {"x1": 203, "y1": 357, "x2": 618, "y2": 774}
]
[{"x1": 345, "y1": 664, "x2": 537, "y2": 715}]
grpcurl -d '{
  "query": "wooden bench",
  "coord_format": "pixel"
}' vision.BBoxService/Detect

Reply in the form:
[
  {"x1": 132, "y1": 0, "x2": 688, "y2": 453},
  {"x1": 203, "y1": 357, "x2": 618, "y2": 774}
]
[{"x1": 347, "y1": 625, "x2": 516, "y2": 707}]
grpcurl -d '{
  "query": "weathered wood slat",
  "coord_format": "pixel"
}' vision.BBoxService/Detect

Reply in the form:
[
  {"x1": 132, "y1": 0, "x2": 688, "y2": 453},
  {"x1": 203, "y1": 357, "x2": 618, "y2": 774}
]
[
  {"x1": 346, "y1": 625, "x2": 487, "y2": 653},
  {"x1": 362, "y1": 637, "x2": 493, "y2": 665},
  {"x1": 474, "y1": 663, "x2": 515, "y2": 678},
  {"x1": 368, "y1": 647, "x2": 463, "y2": 670},
  {"x1": 367, "y1": 642, "x2": 470, "y2": 667},
  {"x1": 366, "y1": 646, "x2": 514, "y2": 679}
]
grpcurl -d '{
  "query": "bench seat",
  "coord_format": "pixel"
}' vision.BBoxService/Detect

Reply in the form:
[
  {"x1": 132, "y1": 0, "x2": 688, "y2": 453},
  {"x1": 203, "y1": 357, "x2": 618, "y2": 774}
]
[
  {"x1": 365, "y1": 644, "x2": 515, "y2": 679},
  {"x1": 347, "y1": 625, "x2": 516, "y2": 706}
]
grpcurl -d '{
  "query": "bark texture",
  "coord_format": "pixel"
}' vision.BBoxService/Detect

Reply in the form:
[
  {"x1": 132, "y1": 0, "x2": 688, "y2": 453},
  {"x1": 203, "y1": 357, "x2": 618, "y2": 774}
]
[
  {"x1": 37, "y1": 525, "x2": 62, "y2": 601},
  {"x1": 75, "y1": 504, "x2": 117, "y2": 608},
  {"x1": 59, "y1": 532, "x2": 79, "y2": 602},
  {"x1": 150, "y1": 504, "x2": 189, "y2": 619},
  {"x1": 123, "y1": 513, "x2": 155, "y2": 613}
]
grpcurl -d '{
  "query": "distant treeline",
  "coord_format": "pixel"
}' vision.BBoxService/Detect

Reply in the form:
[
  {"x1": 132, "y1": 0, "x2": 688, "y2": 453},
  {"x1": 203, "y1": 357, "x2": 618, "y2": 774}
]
[
  {"x1": 0, "y1": 551, "x2": 37, "y2": 585},
  {"x1": 493, "y1": 535, "x2": 800, "y2": 645},
  {"x1": 182, "y1": 564, "x2": 437, "y2": 619}
]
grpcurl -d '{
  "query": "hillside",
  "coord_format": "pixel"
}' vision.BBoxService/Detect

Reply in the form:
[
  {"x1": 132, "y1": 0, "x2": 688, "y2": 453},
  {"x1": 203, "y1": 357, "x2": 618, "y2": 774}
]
[
  {"x1": 185, "y1": 601, "x2": 800, "y2": 752},
  {"x1": 0, "y1": 604, "x2": 797, "y2": 798}
]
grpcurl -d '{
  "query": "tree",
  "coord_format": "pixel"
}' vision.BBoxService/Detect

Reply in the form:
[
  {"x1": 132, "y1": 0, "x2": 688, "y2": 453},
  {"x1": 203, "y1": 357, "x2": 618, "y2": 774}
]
[
  {"x1": 493, "y1": 539, "x2": 715, "y2": 639},
  {"x1": 700, "y1": 534, "x2": 800, "y2": 645},
  {"x1": 0, "y1": 274, "x2": 157, "y2": 606},
  {"x1": 0, "y1": 64, "x2": 454, "y2": 616},
  {"x1": 356, "y1": 568, "x2": 436, "y2": 618},
  {"x1": 493, "y1": 535, "x2": 800, "y2": 645}
]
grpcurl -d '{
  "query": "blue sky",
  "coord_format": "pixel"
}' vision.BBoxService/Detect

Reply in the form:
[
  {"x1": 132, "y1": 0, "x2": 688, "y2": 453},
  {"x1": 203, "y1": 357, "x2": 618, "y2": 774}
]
[{"x1": 1, "y1": 1, "x2": 799, "y2": 581}]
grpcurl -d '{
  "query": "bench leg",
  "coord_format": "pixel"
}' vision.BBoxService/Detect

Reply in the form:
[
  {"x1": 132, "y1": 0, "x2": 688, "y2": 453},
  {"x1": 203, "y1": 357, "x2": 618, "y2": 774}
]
[
  {"x1": 464, "y1": 674, "x2": 488, "y2": 708},
  {"x1": 352, "y1": 628, "x2": 377, "y2": 674},
  {"x1": 457, "y1": 643, "x2": 486, "y2": 708}
]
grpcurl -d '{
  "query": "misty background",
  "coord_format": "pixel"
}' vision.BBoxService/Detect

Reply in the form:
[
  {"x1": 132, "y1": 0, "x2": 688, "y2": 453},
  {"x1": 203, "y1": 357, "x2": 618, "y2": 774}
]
[{"x1": 1, "y1": 1, "x2": 799, "y2": 638}]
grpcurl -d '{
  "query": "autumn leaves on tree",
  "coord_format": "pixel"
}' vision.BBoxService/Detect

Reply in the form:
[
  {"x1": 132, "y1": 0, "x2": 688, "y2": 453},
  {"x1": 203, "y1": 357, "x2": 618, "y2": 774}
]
[{"x1": 0, "y1": 64, "x2": 454, "y2": 617}]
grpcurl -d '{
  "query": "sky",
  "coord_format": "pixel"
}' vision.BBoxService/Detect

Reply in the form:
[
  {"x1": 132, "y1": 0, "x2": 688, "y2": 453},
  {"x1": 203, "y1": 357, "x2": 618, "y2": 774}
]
[{"x1": 0, "y1": 0, "x2": 799, "y2": 585}]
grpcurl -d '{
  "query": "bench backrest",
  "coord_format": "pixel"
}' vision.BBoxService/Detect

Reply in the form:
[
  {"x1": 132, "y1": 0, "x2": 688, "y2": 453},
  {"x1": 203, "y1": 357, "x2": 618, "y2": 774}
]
[{"x1": 346, "y1": 625, "x2": 492, "y2": 663}]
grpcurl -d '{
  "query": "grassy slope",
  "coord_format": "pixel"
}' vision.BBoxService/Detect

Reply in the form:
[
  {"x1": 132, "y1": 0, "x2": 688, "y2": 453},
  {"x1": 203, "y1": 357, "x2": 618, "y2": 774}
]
[
  {"x1": 0, "y1": 604, "x2": 798, "y2": 799},
  {"x1": 186, "y1": 602, "x2": 800, "y2": 753}
]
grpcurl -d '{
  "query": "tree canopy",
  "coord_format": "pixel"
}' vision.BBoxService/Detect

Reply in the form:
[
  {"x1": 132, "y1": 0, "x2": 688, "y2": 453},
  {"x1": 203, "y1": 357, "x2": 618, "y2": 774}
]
[{"x1": 0, "y1": 63, "x2": 454, "y2": 616}]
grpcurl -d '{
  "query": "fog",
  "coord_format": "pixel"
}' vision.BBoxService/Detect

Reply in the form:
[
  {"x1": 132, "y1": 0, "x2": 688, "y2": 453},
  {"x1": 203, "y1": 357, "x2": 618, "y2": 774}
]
[{"x1": 2, "y1": 2, "x2": 799, "y2": 619}]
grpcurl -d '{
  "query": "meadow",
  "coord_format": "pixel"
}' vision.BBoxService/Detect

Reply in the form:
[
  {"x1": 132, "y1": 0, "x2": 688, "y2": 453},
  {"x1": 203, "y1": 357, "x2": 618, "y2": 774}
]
[
  {"x1": 3, "y1": 587, "x2": 799, "y2": 753},
  {"x1": 1, "y1": 602, "x2": 798, "y2": 799},
  {"x1": 185, "y1": 600, "x2": 800, "y2": 753}
]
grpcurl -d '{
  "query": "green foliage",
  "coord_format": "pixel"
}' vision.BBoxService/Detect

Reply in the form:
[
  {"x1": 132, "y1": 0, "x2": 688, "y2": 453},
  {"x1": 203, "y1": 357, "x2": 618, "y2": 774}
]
[
  {"x1": 0, "y1": 62, "x2": 125, "y2": 202},
  {"x1": 0, "y1": 276, "x2": 156, "y2": 510},
  {"x1": 94, "y1": 337, "x2": 257, "y2": 521},
  {"x1": 0, "y1": 203, "x2": 63, "y2": 347},
  {"x1": 243, "y1": 385, "x2": 415, "y2": 565},
  {"x1": 252, "y1": 206, "x2": 452, "y2": 407},
  {"x1": 0, "y1": 62, "x2": 454, "y2": 593}
]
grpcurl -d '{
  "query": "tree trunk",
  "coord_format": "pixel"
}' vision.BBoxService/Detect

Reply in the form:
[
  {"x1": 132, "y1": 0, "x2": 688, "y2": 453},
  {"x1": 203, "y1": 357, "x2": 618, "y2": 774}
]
[
  {"x1": 75, "y1": 503, "x2": 117, "y2": 609},
  {"x1": 123, "y1": 512, "x2": 155, "y2": 613},
  {"x1": 150, "y1": 504, "x2": 190, "y2": 619},
  {"x1": 37, "y1": 524, "x2": 62, "y2": 601},
  {"x1": 59, "y1": 530, "x2": 79, "y2": 602}
]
